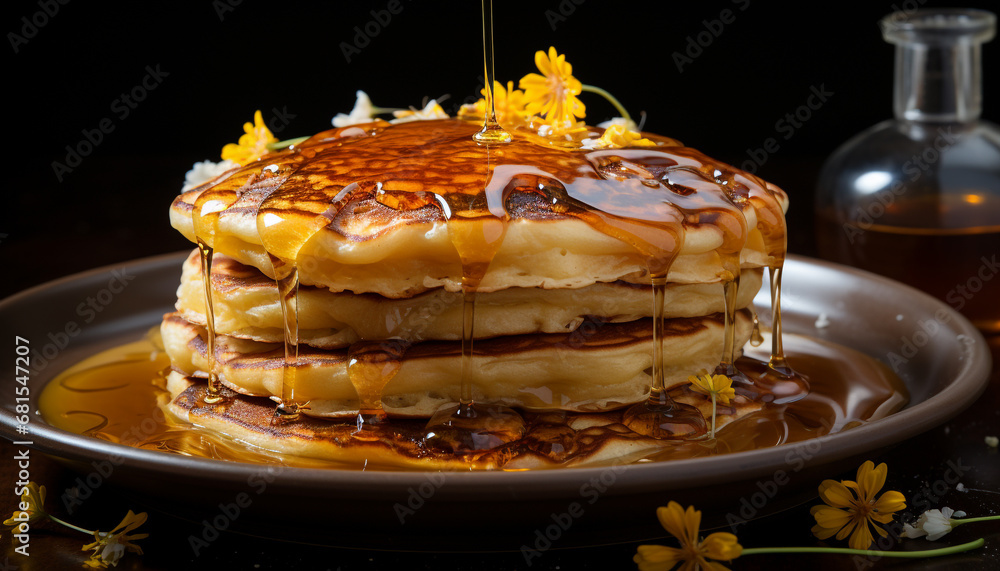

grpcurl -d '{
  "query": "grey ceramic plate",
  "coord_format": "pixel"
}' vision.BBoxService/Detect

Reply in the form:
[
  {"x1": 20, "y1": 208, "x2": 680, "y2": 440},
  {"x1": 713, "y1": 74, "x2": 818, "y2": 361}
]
[{"x1": 0, "y1": 252, "x2": 991, "y2": 549}]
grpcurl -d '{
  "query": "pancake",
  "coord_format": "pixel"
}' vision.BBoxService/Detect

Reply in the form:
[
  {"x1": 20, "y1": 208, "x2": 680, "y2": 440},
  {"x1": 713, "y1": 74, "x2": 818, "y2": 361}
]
[
  {"x1": 159, "y1": 115, "x2": 793, "y2": 467},
  {"x1": 163, "y1": 372, "x2": 763, "y2": 469},
  {"x1": 170, "y1": 119, "x2": 788, "y2": 298},
  {"x1": 174, "y1": 249, "x2": 764, "y2": 348},
  {"x1": 161, "y1": 310, "x2": 755, "y2": 417}
]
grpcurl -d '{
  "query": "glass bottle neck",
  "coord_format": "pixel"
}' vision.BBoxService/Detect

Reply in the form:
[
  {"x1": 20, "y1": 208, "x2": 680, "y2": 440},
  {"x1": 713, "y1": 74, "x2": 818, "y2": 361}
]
[{"x1": 893, "y1": 41, "x2": 982, "y2": 123}]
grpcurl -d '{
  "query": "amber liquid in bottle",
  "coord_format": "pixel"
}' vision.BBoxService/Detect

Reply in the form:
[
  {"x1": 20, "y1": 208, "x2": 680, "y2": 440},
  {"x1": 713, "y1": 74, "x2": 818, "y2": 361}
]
[
  {"x1": 818, "y1": 195, "x2": 1000, "y2": 334},
  {"x1": 816, "y1": 9, "x2": 1000, "y2": 335}
]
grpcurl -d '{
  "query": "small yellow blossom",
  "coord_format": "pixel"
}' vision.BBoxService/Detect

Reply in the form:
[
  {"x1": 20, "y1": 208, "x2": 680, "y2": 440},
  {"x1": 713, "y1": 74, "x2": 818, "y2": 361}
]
[
  {"x1": 635, "y1": 502, "x2": 742, "y2": 571},
  {"x1": 3, "y1": 482, "x2": 47, "y2": 527},
  {"x1": 390, "y1": 99, "x2": 449, "y2": 123},
  {"x1": 687, "y1": 373, "x2": 735, "y2": 405},
  {"x1": 519, "y1": 46, "x2": 585, "y2": 131},
  {"x1": 810, "y1": 461, "x2": 906, "y2": 550},
  {"x1": 82, "y1": 510, "x2": 149, "y2": 569},
  {"x1": 221, "y1": 110, "x2": 277, "y2": 165},
  {"x1": 584, "y1": 124, "x2": 657, "y2": 150},
  {"x1": 687, "y1": 373, "x2": 735, "y2": 439},
  {"x1": 460, "y1": 80, "x2": 531, "y2": 128}
]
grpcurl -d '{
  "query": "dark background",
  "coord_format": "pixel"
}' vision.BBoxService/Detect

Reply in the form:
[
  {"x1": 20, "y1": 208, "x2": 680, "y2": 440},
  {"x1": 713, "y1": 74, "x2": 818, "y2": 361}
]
[
  {"x1": 3, "y1": 2, "x2": 1000, "y2": 570},
  {"x1": 3, "y1": 0, "x2": 999, "y2": 297}
]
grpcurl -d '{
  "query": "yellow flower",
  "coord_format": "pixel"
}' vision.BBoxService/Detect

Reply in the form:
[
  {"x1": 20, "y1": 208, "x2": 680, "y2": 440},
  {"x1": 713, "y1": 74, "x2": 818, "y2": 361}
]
[
  {"x1": 519, "y1": 46, "x2": 585, "y2": 131},
  {"x1": 687, "y1": 373, "x2": 735, "y2": 439},
  {"x1": 220, "y1": 110, "x2": 277, "y2": 165},
  {"x1": 687, "y1": 373, "x2": 735, "y2": 405},
  {"x1": 635, "y1": 502, "x2": 742, "y2": 571},
  {"x1": 810, "y1": 461, "x2": 906, "y2": 550},
  {"x1": 460, "y1": 80, "x2": 531, "y2": 128},
  {"x1": 3, "y1": 482, "x2": 47, "y2": 527},
  {"x1": 82, "y1": 510, "x2": 149, "y2": 569},
  {"x1": 584, "y1": 124, "x2": 656, "y2": 149}
]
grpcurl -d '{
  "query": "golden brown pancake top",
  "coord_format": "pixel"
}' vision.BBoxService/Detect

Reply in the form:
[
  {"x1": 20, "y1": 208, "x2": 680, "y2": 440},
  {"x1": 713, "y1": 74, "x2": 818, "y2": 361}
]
[{"x1": 174, "y1": 119, "x2": 788, "y2": 266}]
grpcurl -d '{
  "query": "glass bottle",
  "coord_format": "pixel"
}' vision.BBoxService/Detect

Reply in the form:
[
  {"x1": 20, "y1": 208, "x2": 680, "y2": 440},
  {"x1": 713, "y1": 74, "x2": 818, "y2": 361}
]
[{"x1": 815, "y1": 9, "x2": 1000, "y2": 335}]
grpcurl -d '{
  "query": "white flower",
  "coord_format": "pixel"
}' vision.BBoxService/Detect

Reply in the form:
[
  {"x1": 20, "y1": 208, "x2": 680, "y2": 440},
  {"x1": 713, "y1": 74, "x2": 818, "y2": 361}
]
[
  {"x1": 332, "y1": 90, "x2": 377, "y2": 127},
  {"x1": 986, "y1": 435, "x2": 998, "y2": 448},
  {"x1": 390, "y1": 99, "x2": 448, "y2": 123},
  {"x1": 902, "y1": 507, "x2": 967, "y2": 541},
  {"x1": 182, "y1": 159, "x2": 237, "y2": 191}
]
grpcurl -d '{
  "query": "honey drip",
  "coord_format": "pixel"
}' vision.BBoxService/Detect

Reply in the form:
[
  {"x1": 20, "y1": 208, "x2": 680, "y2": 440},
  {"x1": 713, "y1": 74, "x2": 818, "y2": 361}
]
[
  {"x1": 347, "y1": 340, "x2": 404, "y2": 433},
  {"x1": 271, "y1": 268, "x2": 303, "y2": 420},
  {"x1": 191, "y1": 191, "x2": 237, "y2": 405},
  {"x1": 735, "y1": 264, "x2": 811, "y2": 403},
  {"x1": 422, "y1": 151, "x2": 526, "y2": 456},
  {"x1": 255, "y1": 156, "x2": 368, "y2": 422},
  {"x1": 194, "y1": 240, "x2": 223, "y2": 403},
  {"x1": 254, "y1": 159, "x2": 320, "y2": 421},
  {"x1": 472, "y1": 0, "x2": 512, "y2": 145},
  {"x1": 704, "y1": 168, "x2": 809, "y2": 402},
  {"x1": 750, "y1": 309, "x2": 764, "y2": 347},
  {"x1": 621, "y1": 276, "x2": 706, "y2": 439}
]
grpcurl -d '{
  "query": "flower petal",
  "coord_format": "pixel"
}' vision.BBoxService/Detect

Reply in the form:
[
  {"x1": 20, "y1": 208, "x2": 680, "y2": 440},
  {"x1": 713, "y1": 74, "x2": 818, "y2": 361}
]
[
  {"x1": 811, "y1": 523, "x2": 840, "y2": 540},
  {"x1": 835, "y1": 518, "x2": 858, "y2": 542},
  {"x1": 818, "y1": 480, "x2": 856, "y2": 508},
  {"x1": 901, "y1": 522, "x2": 926, "y2": 538},
  {"x1": 872, "y1": 490, "x2": 906, "y2": 515},
  {"x1": 848, "y1": 521, "x2": 875, "y2": 550},
  {"x1": 655, "y1": 502, "x2": 694, "y2": 546},
  {"x1": 534, "y1": 50, "x2": 552, "y2": 77},
  {"x1": 702, "y1": 532, "x2": 742, "y2": 560},
  {"x1": 683, "y1": 505, "x2": 701, "y2": 546},
  {"x1": 812, "y1": 506, "x2": 852, "y2": 530},
  {"x1": 634, "y1": 545, "x2": 683, "y2": 571},
  {"x1": 856, "y1": 461, "x2": 887, "y2": 502}
]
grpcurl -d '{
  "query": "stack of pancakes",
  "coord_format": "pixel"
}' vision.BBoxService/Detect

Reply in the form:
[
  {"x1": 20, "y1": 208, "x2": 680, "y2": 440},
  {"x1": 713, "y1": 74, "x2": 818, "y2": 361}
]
[{"x1": 160, "y1": 119, "x2": 789, "y2": 467}]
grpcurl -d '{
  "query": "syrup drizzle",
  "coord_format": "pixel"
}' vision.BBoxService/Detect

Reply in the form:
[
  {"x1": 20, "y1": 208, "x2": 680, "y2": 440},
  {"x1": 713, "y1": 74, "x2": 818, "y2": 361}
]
[
  {"x1": 347, "y1": 340, "x2": 404, "y2": 432},
  {"x1": 253, "y1": 159, "x2": 313, "y2": 421},
  {"x1": 422, "y1": 144, "x2": 526, "y2": 456},
  {"x1": 702, "y1": 168, "x2": 808, "y2": 402},
  {"x1": 191, "y1": 186, "x2": 245, "y2": 404},
  {"x1": 750, "y1": 309, "x2": 764, "y2": 347},
  {"x1": 473, "y1": 0, "x2": 512, "y2": 144},
  {"x1": 253, "y1": 152, "x2": 363, "y2": 422},
  {"x1": 194, "y1": 240, "x2": 223, "y2": 403}
]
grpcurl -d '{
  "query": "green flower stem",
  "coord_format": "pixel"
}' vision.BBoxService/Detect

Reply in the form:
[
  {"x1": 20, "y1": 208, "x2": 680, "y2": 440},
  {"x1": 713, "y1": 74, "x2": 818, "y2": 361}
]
[
  {"x1": 741, "y1": 538, "x2": 985, "y2": 558},
  {"x1": 267, "y1": 136, "x2": 310, "y2": 151},
  {"x1": 954, "y1": 515, "x2": 1000, "y2": 526},
  {"x1": 581, "y1": 84, "x2": 632, "y2": 124},
  {"x1": 47, "y1": 514, "x2": 96, "y2": 536}
]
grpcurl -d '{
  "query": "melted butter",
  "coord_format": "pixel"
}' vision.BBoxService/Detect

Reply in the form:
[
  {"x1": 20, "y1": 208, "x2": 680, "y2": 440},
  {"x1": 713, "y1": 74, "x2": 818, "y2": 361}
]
[{"x1": 38, "y1": 332, "x2": 909, "y2": 470}]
